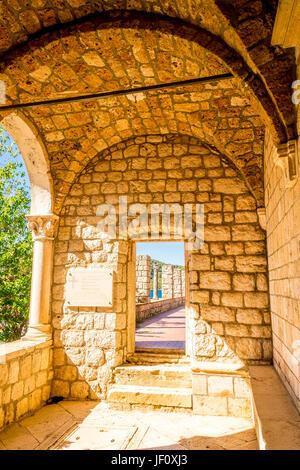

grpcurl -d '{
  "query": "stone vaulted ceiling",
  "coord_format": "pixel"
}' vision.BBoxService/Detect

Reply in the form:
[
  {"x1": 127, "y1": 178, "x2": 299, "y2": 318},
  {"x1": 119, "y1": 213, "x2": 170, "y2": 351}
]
[{"x1": 0, "y1": 2, "x2": 297, "y2": 212}]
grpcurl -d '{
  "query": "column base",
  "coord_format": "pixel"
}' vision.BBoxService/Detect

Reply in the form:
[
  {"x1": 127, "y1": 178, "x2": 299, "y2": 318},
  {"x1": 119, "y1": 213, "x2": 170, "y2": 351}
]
[{"x1": 23, "y1": 325, "x2": 52, "y2": 341}]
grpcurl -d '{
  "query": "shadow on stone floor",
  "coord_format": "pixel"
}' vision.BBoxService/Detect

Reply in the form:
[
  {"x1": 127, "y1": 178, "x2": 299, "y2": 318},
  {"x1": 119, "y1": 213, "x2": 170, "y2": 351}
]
[
  {"x1": 139, "y1": 429, "x2": 258, "y2": 450},
  {"x1": 0, "y1": 401, "x2": 257, "y2": 450}
]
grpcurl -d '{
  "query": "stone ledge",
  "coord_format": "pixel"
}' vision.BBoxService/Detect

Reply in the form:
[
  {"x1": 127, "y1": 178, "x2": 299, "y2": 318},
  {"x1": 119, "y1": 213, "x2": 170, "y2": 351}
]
[
  {"x1": 249, "y1": 366, "x2": 300, "y2": 450},
  {"x1": 0, "y1": 337, "x2": 52, "y2": 363},
  {"x1": 191, "y1": 361, "x2": 249, "y2": 376}
]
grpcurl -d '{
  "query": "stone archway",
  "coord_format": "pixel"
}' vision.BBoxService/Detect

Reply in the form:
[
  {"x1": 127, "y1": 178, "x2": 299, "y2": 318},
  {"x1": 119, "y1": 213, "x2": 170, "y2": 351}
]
[
  {"x1": 51, "y1": 133, "x2": 270, "y2": 417},
  {"x1": 0, "y1": 112, "x2": 53, "y2": 216},
  {"x1": 0, "y1": 112, "x2": 57, "y2": 340}
]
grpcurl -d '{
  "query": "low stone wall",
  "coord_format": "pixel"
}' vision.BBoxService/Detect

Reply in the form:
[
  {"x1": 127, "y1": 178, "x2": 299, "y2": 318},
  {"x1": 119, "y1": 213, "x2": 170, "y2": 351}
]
[
  {"x1": 192, "y1": 363, "x2": 252, "y2": 418},
  {"x1": 136, "y1": 297, "x2": 185, "y2": 323},
  {"x1": 0, "y1": 339, "x2": 53, "y2": 431}
]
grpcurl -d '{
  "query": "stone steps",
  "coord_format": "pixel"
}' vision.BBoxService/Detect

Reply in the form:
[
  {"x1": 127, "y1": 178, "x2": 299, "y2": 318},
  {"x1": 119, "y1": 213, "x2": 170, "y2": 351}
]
[
  {"x1": 114, "y1": 364, "x2": 192, "y2": 389},
  {"x1": 107, "y1": 384, "x2": 192, "y2": 409},
  {"x1": 107, "y1": 361, "x2": 192, "y2": 410},
  {"x1": 127, "y1": 351, "x2": 188, "y2": 364}
]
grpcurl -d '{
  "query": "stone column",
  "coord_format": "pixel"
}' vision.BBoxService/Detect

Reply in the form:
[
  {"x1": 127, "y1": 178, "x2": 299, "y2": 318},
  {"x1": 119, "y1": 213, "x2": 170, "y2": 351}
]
[
  {"x1": 162, "y1": 265, "x2": 174, "y2": 299},
  {"x1": 25, "y1": 214, "x2": 59, "y2": 340},
  {"x1": 152, "y1": 264, "x2": 159, "y2": 300}
]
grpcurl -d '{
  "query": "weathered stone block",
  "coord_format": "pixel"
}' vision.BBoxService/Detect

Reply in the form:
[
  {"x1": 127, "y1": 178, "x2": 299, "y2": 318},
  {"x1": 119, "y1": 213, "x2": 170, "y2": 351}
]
[
  {"x1": 24, "y1": 376, "x2": 36, "y2": 395},
  {"x1": 207, "y1": 376, "x2": 233, "y2": 396},
  {"x1": 16, "y1": 398, "x2": 29, "y2": 420},
  {"x1": 236, "y1": 309, "x2": 263, "y2": 325},
  {"x1": 193, "y1": 395, "x2": 228, "y2": 416},
  {"x1": 233, "y1": 273, "x2": 255, "y2": 291},
  {"x1": 28, "y1": 389, "x2": 42, "y2": 412},
  {"x1": 194, "y1": 335, "x2": 216, "y2": 357},
  {"x1": 32, "y1": 352, "x2": 42, "y2": 374},
  {"x1": 213, "y1": 178, "x2": 247, "y2": 193},
  {"x1": 204, "y1": 226, "x2": 231, "y2": 241},
  {"x1": 228, "y1": 397, "x2": 252, "y2": 418},
  {"x1": 192, "y1": 374, "x2": 207, "y2": 395},
  {"x1": 20, "y1": 356, "x2": 32, "y2": 379},
  {"x1": 191, "y1": 254, "x2": 210, "y2": 270},
  {"x1": 236, "y1": 338, "x2": 262, "y2": 360},
  {"x1": 236, "y1": 256, "x2": 267, "y2": 272},
  {"x1": 8, "y1": 361, "x2": 19, "y2": 385},
  {"x1": 200, "y1": 272, "x2": 231, "y2": 290},
  {"x1": 11, "y1": 381, "x2": 24, "y2": 401},
  {"x1": 221, "y1": 292, "x2": 243, "y2": 307},
  {"x1": 215, "y1": 256, "x2": 234, "y2": 271},
  {"x1": 201, "y1": 305, "x2": 235, "y2": 322},
  {"x1": 233, "y1": 377, "x2": 251, "y2": 398},
  {"x1": 85, "y1": 349, "x2": 105, "y2": 367},
  {"x1": 62, "y1": 331, "x2": 85, "y2": 347},
  {"x1": 36, "y1": 370, "x2": 48, "y2": 388},
  {"x1": 190, "y1": 290, "x2": 210, "y2": 304},
  {"x1": 56, "y1": 366, "x2": 77, "y2": 382},
  {"x1": 51, "y1": 380, "x2": 70, "y2": 397},
  {"x1": 70, "y1": 381, "x2": 89, "y2": 399},
  {"x1": 244, "y1": 293, "x2": 269, "y2": 308}
]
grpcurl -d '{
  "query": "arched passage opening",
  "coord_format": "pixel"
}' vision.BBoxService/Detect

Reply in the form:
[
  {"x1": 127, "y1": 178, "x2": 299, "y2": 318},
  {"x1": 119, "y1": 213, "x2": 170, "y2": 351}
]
[
  {"x1": 0, "y1": 113, "x2": 56, "y2": 341},
  {"x1": 51, "y1": 133, "x2": 270, "y2": 413},
  {"x1": 0, "y1": 123, "x2": 32, "y2": 341},
  {"x1": 1, "y1": 113, "x2": 53, "y2": 216}
]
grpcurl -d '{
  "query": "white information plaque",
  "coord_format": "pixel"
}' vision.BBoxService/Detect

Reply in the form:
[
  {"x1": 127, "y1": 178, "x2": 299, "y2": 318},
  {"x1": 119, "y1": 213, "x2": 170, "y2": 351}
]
[{"x1": 65, "y1": 267, "x2": 113, "y2": 307}]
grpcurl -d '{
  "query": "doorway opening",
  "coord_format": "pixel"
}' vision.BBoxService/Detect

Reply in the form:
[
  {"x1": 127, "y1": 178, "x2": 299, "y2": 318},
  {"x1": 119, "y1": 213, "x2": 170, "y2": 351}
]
[{"x1": 134, "y1": 241, "x2": 186, "y2": 354}]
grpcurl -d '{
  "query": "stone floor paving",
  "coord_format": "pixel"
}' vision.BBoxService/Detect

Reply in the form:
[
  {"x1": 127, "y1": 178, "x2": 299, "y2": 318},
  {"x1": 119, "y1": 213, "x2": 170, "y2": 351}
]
[
  {"x1": 0, "y1": 401, "x2": 258, "y2": 450},
  {"x1": 135, "y1": 306, "x2": 186, "y2": 351}
]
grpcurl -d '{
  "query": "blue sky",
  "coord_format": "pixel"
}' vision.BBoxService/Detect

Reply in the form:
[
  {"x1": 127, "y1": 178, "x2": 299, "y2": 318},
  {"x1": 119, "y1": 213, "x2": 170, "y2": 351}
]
[
  {"x1": 0, "y1": 126, "x2": 30, "y2": 188},
  {"x1": 136, "y1": 242, "x2": 185, "y2": 266}
]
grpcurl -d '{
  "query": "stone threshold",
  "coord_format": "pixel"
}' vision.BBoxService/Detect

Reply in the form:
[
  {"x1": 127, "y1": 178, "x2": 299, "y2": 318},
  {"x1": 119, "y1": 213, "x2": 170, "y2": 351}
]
[
  {"x1": 191, "y1": 361, "x2": 249, "y2": 377},
  {"x1": 135, "y1": 348, "x2": 185, "y2": 354},
  {"x1": 127, "y1": 351, "x2": 190, "y2": 364}
]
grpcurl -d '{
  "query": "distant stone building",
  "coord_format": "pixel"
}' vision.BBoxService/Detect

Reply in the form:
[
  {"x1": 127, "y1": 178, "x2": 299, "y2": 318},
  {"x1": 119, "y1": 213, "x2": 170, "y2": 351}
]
[{"x1": 135, "y1": 255, "x2": 185, "y2": 322}]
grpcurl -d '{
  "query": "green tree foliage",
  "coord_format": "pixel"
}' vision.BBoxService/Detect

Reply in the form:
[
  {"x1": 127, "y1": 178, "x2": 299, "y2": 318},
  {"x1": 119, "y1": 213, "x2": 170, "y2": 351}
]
[{"x1": 0, "y1": 126, "x2": 32, "y2": 342}]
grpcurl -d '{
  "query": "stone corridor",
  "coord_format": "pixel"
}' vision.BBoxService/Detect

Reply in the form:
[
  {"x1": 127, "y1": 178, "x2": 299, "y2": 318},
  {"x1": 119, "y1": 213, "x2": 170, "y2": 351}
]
[{"x1": 135, "y1": 306, "x2": 186, "y2": 351}]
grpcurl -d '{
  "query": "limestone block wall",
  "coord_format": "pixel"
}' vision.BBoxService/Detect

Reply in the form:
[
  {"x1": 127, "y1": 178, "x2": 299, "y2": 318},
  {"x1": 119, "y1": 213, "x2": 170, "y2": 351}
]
[
  {"x1": 52, "y1": 234, "x2": 128, "y2": 400},
  {"x1": 0, "y1": 340, "x2": 52, "y2": 431},
  {"x1": 51, "y1": 135, "x2": 271, "y2": 400},
  {"x1": 135, "y1": 255, "x2": 151, "y2": 304},
  {"x1": 189, "y1": 220, "x2": 271, "y2": 366},
  {"x1": 264, "y1": 118, "x2": 300, "y2": 412},
  {"x1": 192, "y1": 368, "x2": 252, "y2": 418}
]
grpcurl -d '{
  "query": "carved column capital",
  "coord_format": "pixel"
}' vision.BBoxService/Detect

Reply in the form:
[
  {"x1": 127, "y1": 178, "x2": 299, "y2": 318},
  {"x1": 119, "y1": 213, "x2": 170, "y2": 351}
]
[
  {"x1": 257, "y1": 208, "x2": 266, "y2": 231},
  {"x1": 277, "y1": 139, "x2": 298, "y2": 185},
  {"x1": 26, "y1": 214, "x2": 59, "y2": 241}
]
